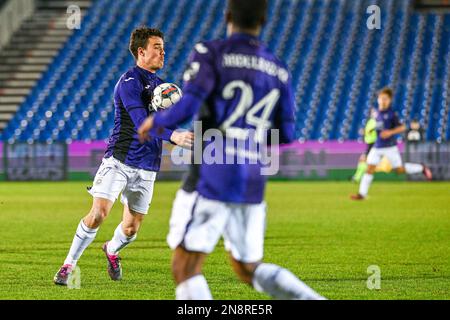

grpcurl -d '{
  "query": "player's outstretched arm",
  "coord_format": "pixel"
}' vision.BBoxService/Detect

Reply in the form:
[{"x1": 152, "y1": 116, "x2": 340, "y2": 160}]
[
  {"x1": 146, "y1": 126, "x2": 194, "y2": 149},
  {"x1": 168, "y1": 130, "x2": 194, "y2": 149},
  {"x1": 138, "y1": 91, "x2": 204, "y2": 141},
  {"x1": 127, "y1": 105, "x2": 175, "y2": 142},
  {"x1": 380, "y1": 125, "x2": 406, "y2": 139},
  {"x1": 154, "y1": 92, "x2": 203, "y2": 128}
]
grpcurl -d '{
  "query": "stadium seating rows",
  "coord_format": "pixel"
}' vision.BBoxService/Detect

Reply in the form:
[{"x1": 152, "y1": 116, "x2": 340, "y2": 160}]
[{"x1": 1, "y1": 0, "x2": 449, "y2": 143}]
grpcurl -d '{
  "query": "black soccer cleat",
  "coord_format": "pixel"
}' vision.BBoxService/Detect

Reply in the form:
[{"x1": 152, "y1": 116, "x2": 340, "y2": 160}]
[
  {"x1": 53, "y1": 264, "x2": 73, "y2": 286},
  {"x1": 102, "y1": 242, "x2": 122, "y2": 281}
]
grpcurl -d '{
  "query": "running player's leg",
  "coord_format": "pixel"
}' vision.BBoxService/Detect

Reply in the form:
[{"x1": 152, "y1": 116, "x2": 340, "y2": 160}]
[
  {"x1": 386, "y1": 146, "x2": 409, "y2": 174},
  {"x1": 68, "y1": 198, "x2": 114, "y2": 263},
  {"x1": 102, "y1": 206, "x2": 145, "y2": 281},
  {"x1": 353, "y1": 153, "x2": 368, "y2": 182},
  {"x1": 168, "y1": 192, "x2": 230, "y2": 300},
  {"x1": 388, "y1": 147, "x2": 432, "y2": 179},
  {"x1": 400, "y1": 163, "x2": 432, "y2": 179},
  {"x1": 102, "y1": 167, "x2": 156, "y2": 280},
  {"x1": 352, "y1": 147, "x2": 382, "y2": 199},
  {"x1": 54, "y1": 157, "x2": 126, "y2": 285},
  {"x1": 110, "y1": 167, "x2": 155, "y2": 254},
  {"x1": 225, "y1": 203, "x2": 323, "y2": 300},
  {"x1": 172, "y1": 247, "x2": 211, "y2": 300},
  {"x1": 106, "y1": 206, "x2": 144, "y2": 256},
  {"x1": 54, "y1": 197, "x2": 115, "y2": 285},
  {"x1": 230, "y1": 257, "x2": 323, "y2": 300}
]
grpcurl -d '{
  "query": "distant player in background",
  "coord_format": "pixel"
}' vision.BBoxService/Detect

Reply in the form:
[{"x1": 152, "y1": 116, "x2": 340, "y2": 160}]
[
  {"x1": 351, "y1": 88, "x2": 432, "y2": 200},
  {"x1": 54, "y1": 28, "x2": 193, "y2": 285},
  {"x1": 138, "y1": 0, "x2": 323, "y2": 300},
  {"x1": 352, "y1": 108, "x2": 377, "y2": 182},
  {"x1": 406, "y1": 119, "x2": 424, "y2": 143}
]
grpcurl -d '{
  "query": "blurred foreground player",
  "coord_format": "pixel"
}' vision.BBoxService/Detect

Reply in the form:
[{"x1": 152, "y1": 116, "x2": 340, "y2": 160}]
[
  {"x1": 351, "y1": 88, "x2": 432, "y2": 200},
  {"x1": 407, "y1": 119, "x2": 424, "y2": 142},
  {"x1": 139, "y1": 0, "x2": 323, "y2": 300},
  {"x1": 54, "y1": 28, "x2": 193, "y2": 285}
]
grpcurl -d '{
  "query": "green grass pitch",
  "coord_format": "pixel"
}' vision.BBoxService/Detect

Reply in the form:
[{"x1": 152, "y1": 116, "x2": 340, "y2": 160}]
[{"x1": 0, "y1": 181, "x2": 449, "y2": 300}]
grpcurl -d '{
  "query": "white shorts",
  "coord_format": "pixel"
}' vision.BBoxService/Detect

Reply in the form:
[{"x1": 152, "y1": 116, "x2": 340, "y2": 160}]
[
  {"x1": 366, "y1": 146, "x2": 403, "y2": 169},
  {"x1": 88, "y1": 157, "x2": 156, "y2": 214},
  {"x1": 167, "y1": 189, "x2": 266, "y2": 263}
]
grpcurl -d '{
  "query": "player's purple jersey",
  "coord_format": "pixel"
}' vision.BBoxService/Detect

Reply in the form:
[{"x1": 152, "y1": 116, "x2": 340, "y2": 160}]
[
  {"x1": 154, "y1": 33, "x2": 296, "y2": 204},
  {"x1": 374, "y1": 107, "x2": 402, "y2": 148},
  {"x1": 105, "y1": 66, "x2": 173, "y2": 171}
]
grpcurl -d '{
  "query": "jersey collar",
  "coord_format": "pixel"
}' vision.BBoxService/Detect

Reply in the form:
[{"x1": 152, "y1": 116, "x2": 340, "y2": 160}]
[
  {"x1": 136, "y1": 65, "x2": 157, "y2": 81},
  {"x1": 229, "y1": 32, "x2": 260, "y2": 43}
]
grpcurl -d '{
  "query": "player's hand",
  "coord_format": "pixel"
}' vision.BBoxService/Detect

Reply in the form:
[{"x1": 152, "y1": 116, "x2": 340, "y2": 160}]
[
  {"x1": 170, "y1": 131, "x2": 194, "y2": 149},
  {"x1": 380, "y1": 130, "x2": 393, "y2": 139},
  {"x1": 138, "y1": 116, "x2": 154, "y2": 143}
]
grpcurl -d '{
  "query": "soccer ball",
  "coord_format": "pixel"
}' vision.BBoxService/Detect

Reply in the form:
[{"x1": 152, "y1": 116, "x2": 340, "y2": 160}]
[{"x1": 151, "y1": 83, "x2": 182, "y2": 111}]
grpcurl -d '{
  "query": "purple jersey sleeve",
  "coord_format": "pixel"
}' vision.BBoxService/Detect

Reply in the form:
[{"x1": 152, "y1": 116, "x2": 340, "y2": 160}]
[
  {"x1": 183, "y1": 43, "x2": 217, "y2": 100},
  {"x1": 152, "y1": 93, "x2": 203, "y2": 128},
  {"x1": 274, "y1": 75, "x2": 296, "y2": 144},
  {"x1": 153, "y1": 43, "x2": 217, "y2": 128},
  {"x1": 118, "y1": 78, "x2": 173, "y2": 141}
]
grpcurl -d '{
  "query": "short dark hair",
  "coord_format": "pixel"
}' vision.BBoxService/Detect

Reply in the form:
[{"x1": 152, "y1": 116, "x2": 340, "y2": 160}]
[
  {"x1": 227, "y1": 0, "x2": 268, "y2": 29},
  {"x1": 129, "y1": 27, "x2": 164, "y2": 60},
  {"x1": 378, "y1": 87, "x2": 393, "y2": 98}
]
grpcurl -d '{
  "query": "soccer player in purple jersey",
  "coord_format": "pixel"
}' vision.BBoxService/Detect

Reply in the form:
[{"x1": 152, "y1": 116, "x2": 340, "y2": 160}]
[
  {"x1": 54, "y1": 28, "x2": 193, "y2": 285},
  {"x1": 138, "y1": 0, "x2": 323, "y2": 300},
  {"x1": 351, "y1": 87, "x2": 432, "y2": 200}
]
